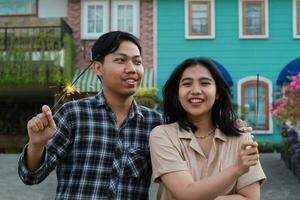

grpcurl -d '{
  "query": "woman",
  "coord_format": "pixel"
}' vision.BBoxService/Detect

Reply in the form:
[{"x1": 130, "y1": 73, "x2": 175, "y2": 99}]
[{"x1": 150, "y1": 57, "x2": 266, "y2": 200}]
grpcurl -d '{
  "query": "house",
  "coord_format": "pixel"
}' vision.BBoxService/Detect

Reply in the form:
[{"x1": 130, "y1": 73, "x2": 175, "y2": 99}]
[{"x1": 155, "y1": 0, "x2": 300, "y2": 143}]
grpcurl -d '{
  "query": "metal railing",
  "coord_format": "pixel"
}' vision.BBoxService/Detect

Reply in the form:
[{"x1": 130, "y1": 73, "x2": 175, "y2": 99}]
[{"x1": 0, "y1": 18, "x2": 72, "y2": 51}]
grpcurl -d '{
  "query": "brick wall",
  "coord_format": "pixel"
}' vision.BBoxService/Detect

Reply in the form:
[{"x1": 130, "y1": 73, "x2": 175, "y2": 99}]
[
  {"x1": 67, "y1": 0, "x2": 154, "y2": 70},
  {"x1": 140, "y1": 0, "x2": 154, "y2": 69}
]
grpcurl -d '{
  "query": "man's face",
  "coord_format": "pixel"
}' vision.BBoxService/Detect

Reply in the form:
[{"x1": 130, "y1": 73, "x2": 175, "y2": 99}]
[{"x1": 94, "y1": 41, "x2": 144, "y2": 98}]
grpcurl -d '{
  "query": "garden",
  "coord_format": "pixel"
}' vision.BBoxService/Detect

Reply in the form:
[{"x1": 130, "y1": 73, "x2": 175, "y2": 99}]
[{"x1": 271, "y1": 72, "x2": 300, "y2": 180}]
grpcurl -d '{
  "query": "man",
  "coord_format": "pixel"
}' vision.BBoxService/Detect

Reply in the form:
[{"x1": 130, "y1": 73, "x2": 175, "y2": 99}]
[{"x1": 18, "y1": 31, "x2": 162, "y2": 199}]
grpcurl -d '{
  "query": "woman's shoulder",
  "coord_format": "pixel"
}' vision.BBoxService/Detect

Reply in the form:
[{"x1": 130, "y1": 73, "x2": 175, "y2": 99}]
[
  {"x1": 150, "y1": 122, "x2": 180, "y2": 138},
  {"x1": 225, "y1": 131, "x2": 253, "y2": 144},
  {"x1": 151, "y1": 122, "x2": 179, "y2": 133}
]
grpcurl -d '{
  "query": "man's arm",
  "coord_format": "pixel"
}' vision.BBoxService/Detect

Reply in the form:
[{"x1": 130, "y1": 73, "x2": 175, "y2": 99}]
[{"x1": 26, "y1": 105, "x2": 56, "y2": 171}]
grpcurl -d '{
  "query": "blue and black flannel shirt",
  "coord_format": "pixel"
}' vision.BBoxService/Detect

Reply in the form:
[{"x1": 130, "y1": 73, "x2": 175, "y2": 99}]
[{"x1": 18, "y1": 91, "x2": 162, "y2": 200}]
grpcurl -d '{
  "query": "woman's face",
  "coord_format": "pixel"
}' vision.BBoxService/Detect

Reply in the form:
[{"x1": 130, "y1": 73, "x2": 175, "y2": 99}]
[{"x1": 178, "y1": 64, "x2": 218, "y2": 121}]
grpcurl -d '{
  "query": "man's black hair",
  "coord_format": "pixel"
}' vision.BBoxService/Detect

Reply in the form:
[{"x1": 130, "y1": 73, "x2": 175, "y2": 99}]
[{"x1": 91, "y1": 31, "x2": 142, "y2": 63}]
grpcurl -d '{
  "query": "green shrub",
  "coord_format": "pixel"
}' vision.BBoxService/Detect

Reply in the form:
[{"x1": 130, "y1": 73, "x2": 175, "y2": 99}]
[
  {"x1": 258, "y1": 142, "x2": 281, "y2": 153},
  {"x1": 134, "y1": 88, "x2": 162, "y2": 111}
]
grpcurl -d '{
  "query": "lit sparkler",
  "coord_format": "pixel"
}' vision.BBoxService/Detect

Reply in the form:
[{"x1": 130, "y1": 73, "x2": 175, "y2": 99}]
[{"x1": 51, "y1": 53, "x2": 99, "y2": 111}]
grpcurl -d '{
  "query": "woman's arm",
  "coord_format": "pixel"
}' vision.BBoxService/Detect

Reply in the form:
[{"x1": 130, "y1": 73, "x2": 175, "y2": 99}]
[
  {"x1": 160, "y1": 142, "x2": 259, "y2": 200},
  {"x1": 214, "y1": 182, "x2": 260, "y2": 200}
]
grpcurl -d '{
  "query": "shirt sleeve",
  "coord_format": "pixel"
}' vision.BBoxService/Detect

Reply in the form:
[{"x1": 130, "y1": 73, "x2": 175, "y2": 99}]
[
  {"x1": 149, "y1": 125, "x2": 189, "y2": 182},
  {"x1": 18, "y1": 103, "x2": 73, "y2": 185},
  {"x1": 236, "y1": 133, "x2": 267, "y2": 191}
]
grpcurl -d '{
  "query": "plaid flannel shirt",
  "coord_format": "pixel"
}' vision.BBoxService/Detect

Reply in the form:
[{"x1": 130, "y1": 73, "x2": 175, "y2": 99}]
[{"x1": 18, "y1": 92, "x2": 162, "y2": 200}]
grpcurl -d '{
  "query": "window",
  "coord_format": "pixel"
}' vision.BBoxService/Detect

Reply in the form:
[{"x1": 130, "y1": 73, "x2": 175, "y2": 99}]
[
  {"x1": 81, "y1": 1, "x2": 109, "y2": 39},
  {"x1": 239, "y1": 0, "x2": 269, "y2": 38},
  {"x1": 0, "y1": 0, "x2": 37, "y2": 16},
  {"x1": 112, "y1": 0, "x2": 139, "y2": 36},
  {"x1": 81, "y1": 0, "x2": 139, "y2": 39},
  {"x1": 293, "y1": 0, "x2": 300, "y2": 38},
  {"x1": 185, "y1": 0, "x2": 215, "y2": 39},
  {"x1": 238, "y1": 77, "x2": 273, "y2": 133}
]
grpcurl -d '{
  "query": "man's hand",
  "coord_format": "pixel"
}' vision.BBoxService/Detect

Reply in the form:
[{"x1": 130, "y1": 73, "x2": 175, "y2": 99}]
[{"x1": 27, "y1": 105, "x2": 56, "y2": 149}]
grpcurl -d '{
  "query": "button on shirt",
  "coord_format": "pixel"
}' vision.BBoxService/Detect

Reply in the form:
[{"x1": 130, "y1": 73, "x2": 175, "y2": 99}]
[
  {"x1": 18, "y1": 92, "x2": 163, "y2": 200},
  {"x1": 150, "y1": 122, "x2": 266, "y2": 200}
]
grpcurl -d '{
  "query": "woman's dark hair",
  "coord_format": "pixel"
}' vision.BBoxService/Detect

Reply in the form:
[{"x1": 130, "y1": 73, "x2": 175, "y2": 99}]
[
  {"x1": 163, "y1": 57, "x2": 242, "y2": 137},
  {"x1": 91, "y1": 31, "x2": 142, "y2": 63}
]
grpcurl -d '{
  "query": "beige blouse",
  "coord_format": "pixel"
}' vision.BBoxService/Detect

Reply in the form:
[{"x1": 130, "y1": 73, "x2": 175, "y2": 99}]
[{"x1": 149, "y1": 122, "x2": 266, "y2": 200}]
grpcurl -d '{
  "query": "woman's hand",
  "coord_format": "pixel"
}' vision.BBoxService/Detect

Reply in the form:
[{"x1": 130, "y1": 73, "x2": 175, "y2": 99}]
[{"x1": 235, "y1": 142, "x2": 259, "y2": 176}]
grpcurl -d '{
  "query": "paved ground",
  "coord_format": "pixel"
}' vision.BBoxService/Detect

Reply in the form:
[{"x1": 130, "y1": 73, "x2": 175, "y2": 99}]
[{"x1": 0, "y1": 153, "x2": 299, "y2": 200}]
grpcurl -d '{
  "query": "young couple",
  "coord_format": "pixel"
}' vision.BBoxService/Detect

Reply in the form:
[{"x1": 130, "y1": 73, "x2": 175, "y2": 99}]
[{"x1": 19, "y1": 31, "x2": 265, "y2": 200}]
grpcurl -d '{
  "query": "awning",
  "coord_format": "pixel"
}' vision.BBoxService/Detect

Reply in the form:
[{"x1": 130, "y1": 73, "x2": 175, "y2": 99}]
[
  {"x1": 276, "y1": 58, "x2": 300, "y2": 85},
  {"x1": 211, "y1": 59, "x2": 233, "y2": 86},
  {"x1": 72, "y1": 69, "x2": 101, "y2": 93},
  {"x1": 72, "y1": 67, "x2": 155, "y2": 93},
  {"x1": 140, "y1": 68, "x2": 154, "y2": 88}
]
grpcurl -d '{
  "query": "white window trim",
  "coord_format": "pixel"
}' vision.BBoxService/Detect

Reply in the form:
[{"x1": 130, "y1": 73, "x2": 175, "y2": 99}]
[
  {"x1": 238, "y1": 0, "x2": 269, "y2": 39},
  {"x1": 153, "y1": 0, "x2": 158, "y2": 87},
  {"x1": 293, "y1": 0, "x2": 300, "y2": 38},
  {"x1": 111, "y1": 0, "x2": 140, "y2": 37},
  {"x1": 185, "y1": 0, "x2": 215, "y2": 39},
  {"x1": 81, "y1": 0, "x2": 109, "y2": 40},
  {"x1": 237, "y1": 76, "x2": 273, "y2": 134}
]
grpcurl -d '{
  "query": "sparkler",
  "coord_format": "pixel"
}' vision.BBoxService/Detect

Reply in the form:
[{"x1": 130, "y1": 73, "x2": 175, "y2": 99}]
[{"x1": 51, "y1": 53, "x2": 99, "y2": 111}]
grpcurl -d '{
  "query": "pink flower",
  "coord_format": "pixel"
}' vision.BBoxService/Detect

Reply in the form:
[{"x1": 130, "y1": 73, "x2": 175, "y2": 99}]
[
  {"x1": 272, "y1": 72, "x2": 300, "y2": 126},
  {"x1": 290, "y1": 81, "x2": 296, "y2": 87},
  {"x1": 283, "y1": 87, "x2": 289, "y2": 95},
  {"x1": 273, "y1": 100, "x2": 281, "y2": 108}
]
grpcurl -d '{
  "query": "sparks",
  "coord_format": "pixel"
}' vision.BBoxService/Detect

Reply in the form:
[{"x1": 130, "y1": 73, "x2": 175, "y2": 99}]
[
  {"x1": 63, "y1": 83, "x2": 80, "y2": 96},
  {"x1": 51, "y1": 53, "x2": 100, "y2": 111}
]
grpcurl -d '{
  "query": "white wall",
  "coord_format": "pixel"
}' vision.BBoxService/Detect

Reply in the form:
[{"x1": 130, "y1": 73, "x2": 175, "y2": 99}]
[{"x1": 38, "y1": 0, "x2": 68, "y2": 18}]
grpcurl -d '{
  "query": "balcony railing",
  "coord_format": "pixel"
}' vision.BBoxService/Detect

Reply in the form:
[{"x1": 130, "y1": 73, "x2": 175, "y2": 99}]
[
  {"x1": 0, "y1": 18, "x2": 72, "y2": 51},
  {"x1": 0, "y1": 18, "x2": 74, "y2": 87}
]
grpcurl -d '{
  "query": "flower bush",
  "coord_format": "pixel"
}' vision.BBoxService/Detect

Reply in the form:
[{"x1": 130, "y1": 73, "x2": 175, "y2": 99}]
[{"x1": 271, "y1": 72, "x2": 300, "y2": 126}]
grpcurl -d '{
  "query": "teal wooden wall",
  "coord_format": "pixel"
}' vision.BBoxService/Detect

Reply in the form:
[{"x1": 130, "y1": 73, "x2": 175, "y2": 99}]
[{"x1": 156, "y1": 0, "x2": 300, "y2": 143}]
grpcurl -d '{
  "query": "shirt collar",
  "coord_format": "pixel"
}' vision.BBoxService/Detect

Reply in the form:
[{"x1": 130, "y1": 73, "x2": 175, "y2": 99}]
[
  {"x1": 214, "y1": 128, "x2": 228, "y2": 142},
  {"x1": 95, "y1": 91, "x2": 144, "y2": 119},
  {"x1": 129, "y1": 99, "x2": 144, "y2": 119},
  {"x1": 95, "y1": 91, "x2": 107, "y2": 107},
  {"x1": 177, "y1": 125, "x2": 194, "y2": 139},
  {"x1": 177, "y1": 124, "x2": 227, "y2": 142}
]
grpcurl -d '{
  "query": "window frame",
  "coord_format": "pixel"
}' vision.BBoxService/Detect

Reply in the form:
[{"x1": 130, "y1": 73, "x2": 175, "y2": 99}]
[
  {"x1": 185, "y1": 0, "x2": 215, "y2": 39},
  {"x1": 81, "y1": 0, "x2": 109, "y2": 40},
  {"x1": 238, "y1": 76, "x2": 273, "y2": 134},
  {"x1": 111, "y1": 0, "x2": 140, "y2": 37},
  {"x1": 0, "y1": 0, "x2": 38, "y2": 16},
  {"x1": 239, "y1": 0, "x2": 269, "y2": 39},
  {"x1": 293, "y1": 0, "x2": 300, "y2": 38}
]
